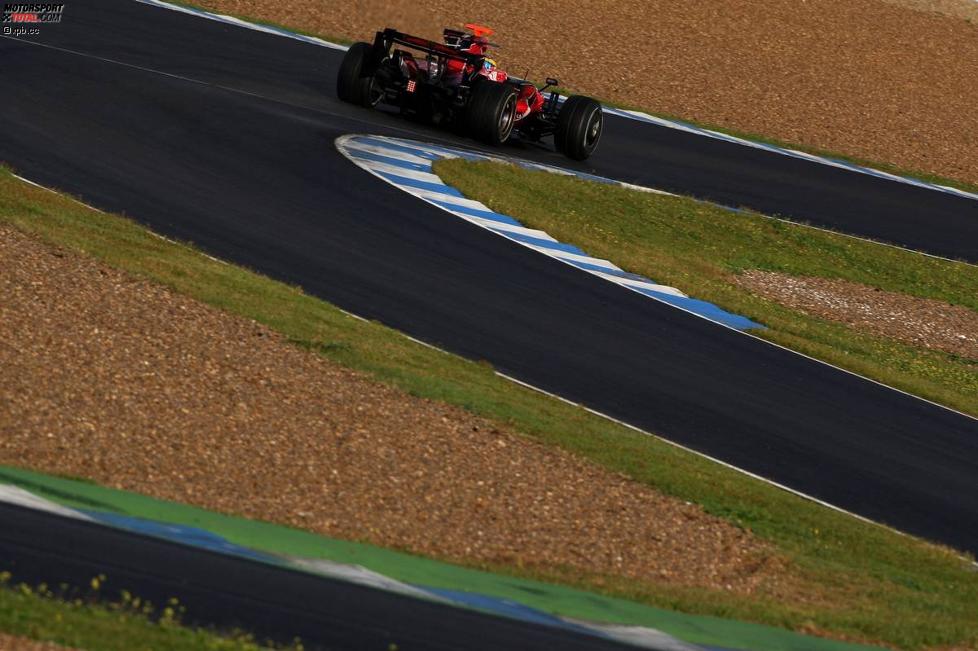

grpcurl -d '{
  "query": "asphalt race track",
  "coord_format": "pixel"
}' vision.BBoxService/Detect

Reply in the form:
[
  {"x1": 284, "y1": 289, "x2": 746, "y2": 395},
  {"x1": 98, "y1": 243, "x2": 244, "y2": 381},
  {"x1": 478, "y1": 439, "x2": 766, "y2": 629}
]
[
  {"x1": 1, "y1": 0, "x2": 977, "y2": 640},
  {"x1": 3, "y1": 0, "x2": 978, "y2": 550},
  {"x1": 5, "y1": 1, "x2": 978, "y2": 261},
  {"x1": 0, "y1": 502, "x2": 642, "y2": 650}
]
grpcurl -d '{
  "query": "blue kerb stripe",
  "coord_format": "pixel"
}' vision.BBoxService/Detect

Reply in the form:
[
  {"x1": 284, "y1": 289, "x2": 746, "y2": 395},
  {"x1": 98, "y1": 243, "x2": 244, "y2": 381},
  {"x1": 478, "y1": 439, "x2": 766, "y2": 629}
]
[
  {"x1": 491, "y1": 229, "x2": 588, "y2": 256},
  {"x1": 358, "y1": 137, "x2": 442, "y2": 161},
  {"x1": 420, "y1": 587, "x2": 603, "y2": 637},
  {"x1": 348, "y1": 148, "x2": 432, "y2": 172},
  {"x1": 634, "y1": 287, "x2": 762, "y2": 330},
  {"x1": 376, "y1": 171, "x2": 464, "y2": 197},
  {"x1": 83, "y1": 510, "x2": 279, "y2": 563},
  {"x1": 429, "y1": 202, "x2": 680, "y2": 282},
  {"x1": 428, "y1": 199, "x2": 523, "y2": 226},
  {"x1": 342, "y1": 135, "x2": 767, "y2": 329}
]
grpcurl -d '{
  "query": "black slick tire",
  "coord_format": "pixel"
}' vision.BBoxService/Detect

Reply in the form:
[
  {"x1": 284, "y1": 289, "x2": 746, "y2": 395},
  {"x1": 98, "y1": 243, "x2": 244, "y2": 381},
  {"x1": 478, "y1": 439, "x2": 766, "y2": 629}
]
[
  {"x1": 555, "y1": 95, "x2": 603, "y2": 160},
  {"x1": 337, "y1": 42, "x2": 380, "y2": 107},
  {"x1": 467, "y1": 81, "x2": 518, "y2": 145}
]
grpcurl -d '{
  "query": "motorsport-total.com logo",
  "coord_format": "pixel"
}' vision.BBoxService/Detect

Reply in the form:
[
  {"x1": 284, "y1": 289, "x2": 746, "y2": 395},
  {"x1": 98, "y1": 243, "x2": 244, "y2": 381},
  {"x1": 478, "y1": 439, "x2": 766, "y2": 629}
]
[{"x1": 2, "y1": 2, "x2": 65, "y2": 35}]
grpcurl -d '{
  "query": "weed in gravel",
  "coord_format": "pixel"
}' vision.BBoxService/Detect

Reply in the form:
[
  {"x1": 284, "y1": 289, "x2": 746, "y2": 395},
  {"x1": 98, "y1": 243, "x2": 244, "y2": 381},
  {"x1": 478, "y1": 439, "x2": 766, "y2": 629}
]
[{"x1": 0, "y1": 572, "x2": 295, "y2": 650}]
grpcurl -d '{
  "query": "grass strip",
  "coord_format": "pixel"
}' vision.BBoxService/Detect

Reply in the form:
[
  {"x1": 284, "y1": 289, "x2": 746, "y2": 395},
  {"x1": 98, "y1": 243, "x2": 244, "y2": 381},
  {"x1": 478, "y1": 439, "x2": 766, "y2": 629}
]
[
  {"x1": 435, "y1": 158, "x2": 978, "y2": 417},
  {"x1": 0, "y1": 466, "x2": 885, "y2": 651},
  {"x1": 1, "y1": 166, "x2": 976, "y2": 650},
  {"x1": 0, "y1": 575, "x2": 282, "y2": 650}
]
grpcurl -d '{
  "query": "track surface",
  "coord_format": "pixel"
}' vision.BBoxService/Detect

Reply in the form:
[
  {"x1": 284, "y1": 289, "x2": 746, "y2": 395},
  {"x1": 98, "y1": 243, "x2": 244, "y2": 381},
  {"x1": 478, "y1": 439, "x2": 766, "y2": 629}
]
[
  {"x1": 0, "y1": 502, "x2": 643, "y2": 650},
  {"x1": 1, "y1": 0, "x2": 977, "y2": 561},
  {"x1": 7, "y1": 1, "x2": 978, "y2": 260}
]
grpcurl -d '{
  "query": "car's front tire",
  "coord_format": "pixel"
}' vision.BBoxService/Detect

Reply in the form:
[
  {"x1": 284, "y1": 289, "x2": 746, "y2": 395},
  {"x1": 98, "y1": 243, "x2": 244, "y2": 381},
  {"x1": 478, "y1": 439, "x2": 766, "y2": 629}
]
[
  {"x1": 555, "y1": 95, "x2": 602, "y2": 160},
  {"x1": 467, "y1": 81, "x2": 518, "y2": 145},
  {"x1": 337, "y1": 42, "x2": 381, "y2": 107}
]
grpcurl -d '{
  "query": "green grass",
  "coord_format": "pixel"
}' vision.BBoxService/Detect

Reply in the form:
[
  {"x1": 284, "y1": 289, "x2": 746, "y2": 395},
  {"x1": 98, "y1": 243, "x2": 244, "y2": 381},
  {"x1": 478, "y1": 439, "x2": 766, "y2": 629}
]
[
  {"x1": 1, "y1": 166, "x2": 977, "y2": 650},
  {"x1": 0, "y1": 575, "x2": 286, "y2": 650},
  {"x1": 436, "y1": 158, "x2": 978, "y2": 417}
]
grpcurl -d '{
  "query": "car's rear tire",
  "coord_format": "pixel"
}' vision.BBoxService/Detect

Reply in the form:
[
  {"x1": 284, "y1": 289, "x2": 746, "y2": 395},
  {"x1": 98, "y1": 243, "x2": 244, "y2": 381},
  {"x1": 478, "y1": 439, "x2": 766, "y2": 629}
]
[
  {"x1": 337, "y1": 42, "x2": 381, "y2": 107},
  {"x1": 467, "y1": 82, "x2": 518, "y2": 145},
  {"x1": 555, "y1": 95, "x2": 602, "y2": 160}
]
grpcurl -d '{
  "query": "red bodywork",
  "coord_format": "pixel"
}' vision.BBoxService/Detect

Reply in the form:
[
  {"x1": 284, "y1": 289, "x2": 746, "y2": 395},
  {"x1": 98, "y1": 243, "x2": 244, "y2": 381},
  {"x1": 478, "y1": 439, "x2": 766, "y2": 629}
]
[
  {"x1": 440, "y1": 58, "x2": 545, "y2": 124},
  {"x1": 382, "y1": 26, "x2": 549, "y2": 126},
  {"x1": 514, "y1": 83, "x2": 545, "y2": 121}
]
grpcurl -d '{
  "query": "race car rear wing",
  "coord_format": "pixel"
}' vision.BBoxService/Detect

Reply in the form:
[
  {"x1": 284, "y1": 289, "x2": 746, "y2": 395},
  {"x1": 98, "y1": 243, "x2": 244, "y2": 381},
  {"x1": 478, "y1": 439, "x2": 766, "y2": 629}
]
[{"x1": 370, "y1": 28, "x2": 486, "y2": 69}]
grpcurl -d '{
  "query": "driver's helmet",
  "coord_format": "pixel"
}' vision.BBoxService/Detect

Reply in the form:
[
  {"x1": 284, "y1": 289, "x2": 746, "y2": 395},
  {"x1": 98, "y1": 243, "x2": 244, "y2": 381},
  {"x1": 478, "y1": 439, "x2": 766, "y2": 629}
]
[{"x1": 478, "y1": 56, "x2": 505, "y2": 82}]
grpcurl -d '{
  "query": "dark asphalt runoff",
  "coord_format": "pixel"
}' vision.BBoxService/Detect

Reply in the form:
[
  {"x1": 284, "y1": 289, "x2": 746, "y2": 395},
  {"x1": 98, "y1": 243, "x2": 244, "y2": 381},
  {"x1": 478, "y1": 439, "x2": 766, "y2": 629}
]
[
  {"x1": 0, "y1": 0, "x2": 976, "y2": 609},
  {"x1": 0, "y1": 502, "x2": 644, "y2": 650}
]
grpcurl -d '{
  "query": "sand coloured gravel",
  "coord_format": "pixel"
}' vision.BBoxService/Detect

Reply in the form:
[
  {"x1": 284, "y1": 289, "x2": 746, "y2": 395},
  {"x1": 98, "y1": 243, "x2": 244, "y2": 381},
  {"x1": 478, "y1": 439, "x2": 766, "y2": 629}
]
[
  {"x1": 198, "y1": 0, "x2": 978, "y2": 186},
  {"x1": 735, "y1": 270, "x2": 978, "y2": 360},
  {"x1": 883, "y1": 0, "x2": 978, "y2": 21},
  {"x1": 0, "y1": 224, "x2": 795, "y2": 596}
]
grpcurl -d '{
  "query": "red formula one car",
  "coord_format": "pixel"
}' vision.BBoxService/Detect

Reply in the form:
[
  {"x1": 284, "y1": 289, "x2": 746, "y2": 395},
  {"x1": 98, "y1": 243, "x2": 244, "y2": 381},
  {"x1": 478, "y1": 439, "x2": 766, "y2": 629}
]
[{"x1": 336, "y1": 24, "x2": 603, "y2": 160}]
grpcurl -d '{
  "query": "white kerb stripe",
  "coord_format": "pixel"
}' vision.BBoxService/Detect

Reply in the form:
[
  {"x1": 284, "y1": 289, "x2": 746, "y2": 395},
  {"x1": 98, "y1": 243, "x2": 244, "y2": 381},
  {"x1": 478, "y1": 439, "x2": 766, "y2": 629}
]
[
  {"x1": 592, "y1": 271, "x2": 688, "y2": 297},
  {"x1": 461, "y1": 216, "x2": 559, "y2": 240},
  {"x1": 343, "y1": 140, "x2": 437, "y2": 167},
  {"x1": 0, "y1": 485, "x2": 95, "y2": 521},
  {"x1": 522, "y1": 244, "x2": 623, "y2": 271},
  {"x1": 409, "y1": 189, "x2": 499, "y2": 212},
  {"x1": 358, "y1": 160, "x2": 445, "y2": 184}
]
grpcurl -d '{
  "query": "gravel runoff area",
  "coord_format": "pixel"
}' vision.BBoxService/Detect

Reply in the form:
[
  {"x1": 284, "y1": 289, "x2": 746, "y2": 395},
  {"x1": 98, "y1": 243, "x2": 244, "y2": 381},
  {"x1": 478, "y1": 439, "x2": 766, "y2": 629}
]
[
  {"x1": 0, "y1": 635, "x2": 74, "y2": 651},
  {"x1": 199, "y1": 0, "x2": 978, "y2": 186},
  {"x1": 0, "y1": 225, "x2": 795, "y2": 596},
  {"x1": 735, "y1": 270, "x2": 978, "y2": 361}
]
